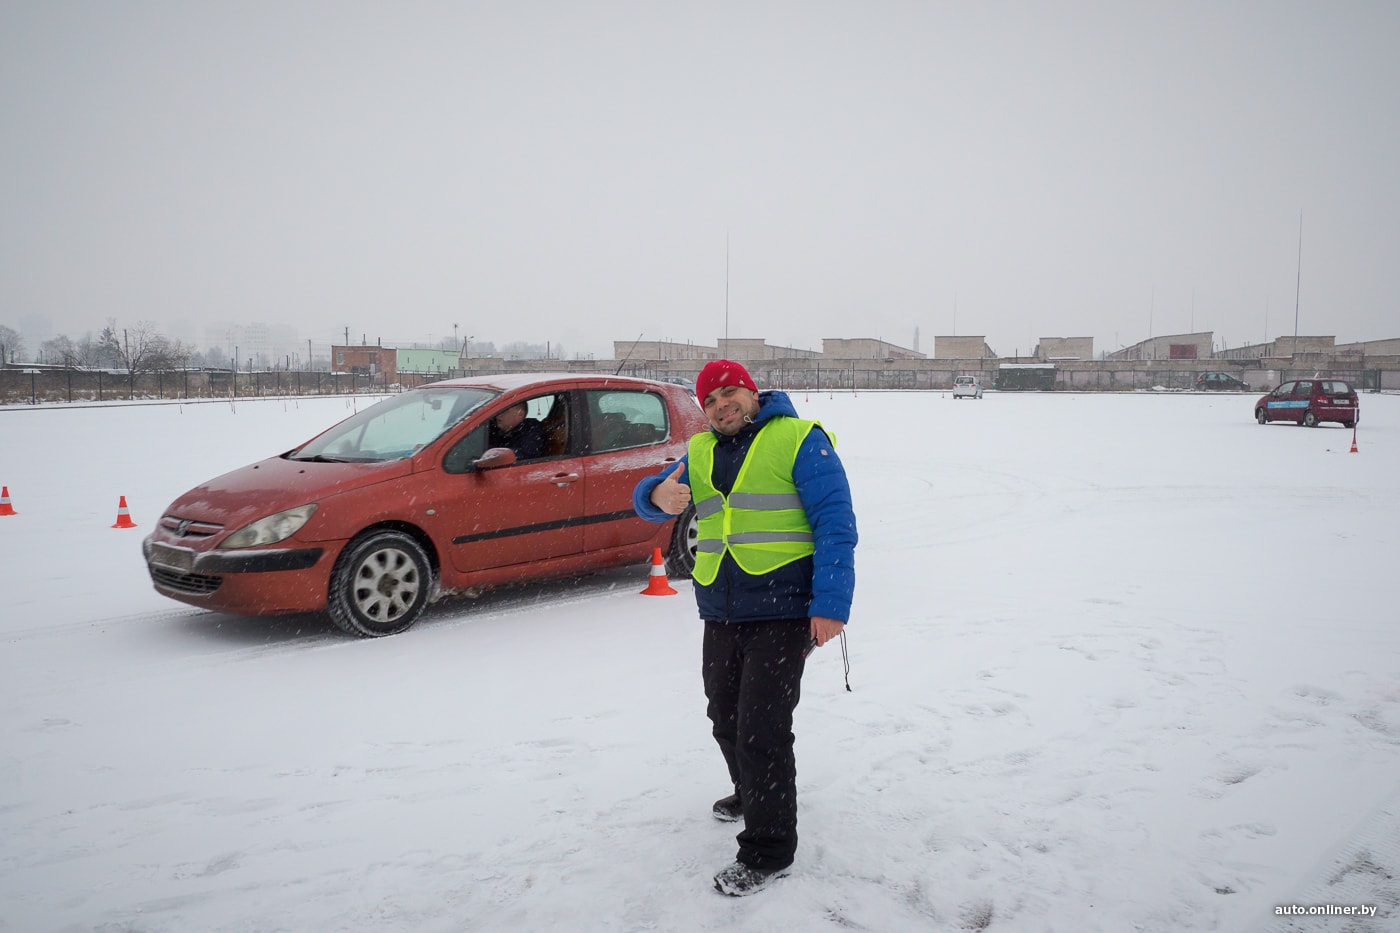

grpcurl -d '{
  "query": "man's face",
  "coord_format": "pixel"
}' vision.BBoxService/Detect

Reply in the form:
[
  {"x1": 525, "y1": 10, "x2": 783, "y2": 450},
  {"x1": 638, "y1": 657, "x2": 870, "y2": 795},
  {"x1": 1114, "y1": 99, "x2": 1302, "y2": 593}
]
[
  {"x1": 495, "y1": 403, "x2": 527, "y2": 431},
  {"x1": 703, "y1": 385, "x2": 759, "y2": 436}
]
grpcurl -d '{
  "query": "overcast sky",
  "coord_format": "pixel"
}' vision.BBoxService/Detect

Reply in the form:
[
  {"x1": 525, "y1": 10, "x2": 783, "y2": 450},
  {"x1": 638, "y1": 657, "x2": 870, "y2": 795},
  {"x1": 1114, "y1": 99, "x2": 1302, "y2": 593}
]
[{"x1": 3, "y1": 1, "x2": 1397, "y2": 361}]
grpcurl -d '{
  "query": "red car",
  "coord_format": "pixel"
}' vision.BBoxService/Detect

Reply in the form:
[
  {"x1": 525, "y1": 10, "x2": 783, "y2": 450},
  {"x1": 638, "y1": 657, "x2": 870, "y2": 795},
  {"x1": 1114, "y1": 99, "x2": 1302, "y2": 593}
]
[
  {"x1": 143, "y1": 374, "x2": 708, "y2": 636},
  {"x1": 1254, "y1": 378, "x2": 1359, "y2": 428}
]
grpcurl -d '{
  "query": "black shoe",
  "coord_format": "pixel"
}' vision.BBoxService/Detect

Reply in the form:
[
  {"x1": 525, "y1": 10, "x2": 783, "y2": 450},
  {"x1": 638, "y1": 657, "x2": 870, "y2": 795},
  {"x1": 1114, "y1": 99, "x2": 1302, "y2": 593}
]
[
  {"x1": 712, "y1": 793, "x2": 742, "y2": 822},
  {"x1": 713, "y1": 861, "x2": 788, "y2": 896}
]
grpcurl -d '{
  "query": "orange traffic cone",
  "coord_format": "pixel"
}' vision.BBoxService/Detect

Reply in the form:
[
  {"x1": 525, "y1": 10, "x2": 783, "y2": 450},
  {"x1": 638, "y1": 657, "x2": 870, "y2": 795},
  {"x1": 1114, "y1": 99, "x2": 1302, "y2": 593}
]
[
  {"x1": 1350, "y1": 424, "x2": 1358, "y2": 453},
  {"x1": 640, "y1": 546, "x2": 677, "y2": 596},
  {"x1": 111, "y1": 495, "x2": 137, "y2": 528},
  {"x1": 0, "y1": 486, "x2": 15, "y2": 516}
]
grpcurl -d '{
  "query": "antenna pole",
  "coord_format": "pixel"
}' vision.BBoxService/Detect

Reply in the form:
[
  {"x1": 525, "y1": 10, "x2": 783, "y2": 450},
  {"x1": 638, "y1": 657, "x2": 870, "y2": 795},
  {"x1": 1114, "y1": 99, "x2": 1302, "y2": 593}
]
[
  {"x1": 1293, "y1": 211, "x2": 1303, "y2": 353},
  {"x1": 724, "y1": 231, "x2": 730, "y2": 343},
  {"x1": 1149, "y1": 287, "x2": 1155, "y2": 359},
  {"x1": 615, "y1": 332, "x2": 643, "y2": 376}
]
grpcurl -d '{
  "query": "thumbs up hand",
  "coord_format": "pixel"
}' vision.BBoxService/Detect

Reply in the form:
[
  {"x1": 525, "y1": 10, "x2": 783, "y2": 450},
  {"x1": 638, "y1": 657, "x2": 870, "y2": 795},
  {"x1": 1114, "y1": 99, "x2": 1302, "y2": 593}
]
[{"x1": 650, "y1": 461, "x2": 691, "y2": 515}]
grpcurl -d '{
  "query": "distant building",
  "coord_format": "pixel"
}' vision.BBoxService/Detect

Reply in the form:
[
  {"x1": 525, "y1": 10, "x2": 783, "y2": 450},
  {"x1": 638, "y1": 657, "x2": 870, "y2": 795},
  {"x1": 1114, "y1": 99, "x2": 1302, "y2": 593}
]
[
  {"x1": 612, "y1": 339, "x2": 718, "y2": 362},
  {"x1": 1034, "y1": 337, "x2": 1093, "y2": 361},
  {"x1": 1104, "y1": 332, "x2": 1212, "y2": 361},
  {"x1": 206, "y1": 320, "x2": 301, "y2": 368},
  {"x1": 1337, "y1": 337, "x2": 1400, "y2": 357},
  {"x1": 397, "y1": 348, "x2": 459, "y2": 374},
  {"x1": 332, "y1": 344, "x2": 398, "y2": 383},
  {"x1": 721, "y1": 338, "x2": 822, "y2": 360},
  {"x1": 931, "y1": 335, "x2": 996, "y2": 359},
  {"x1": 821, "y1": 338, "x2": 923, "y2": 359},
  {"x1": 20, "y1": 314, "x2": 52, "y2": 361}
]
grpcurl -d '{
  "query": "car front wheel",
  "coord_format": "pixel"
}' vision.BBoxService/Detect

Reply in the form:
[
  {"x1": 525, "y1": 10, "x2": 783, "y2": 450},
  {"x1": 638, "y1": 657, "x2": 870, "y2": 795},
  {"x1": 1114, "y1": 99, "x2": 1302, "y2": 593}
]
[
  {"x1": 665, "y1": 503, "x2": 698, "y2": 579},
  {"x1": 1302, "y1": 410, "x2": 1318, "y2": 427},
  {"x1": 328, "y1": 530, "x2": 433, "y2": 637},
  {"x1": 1256, "y1": 408, "x2": 1267, "y2": 425}
]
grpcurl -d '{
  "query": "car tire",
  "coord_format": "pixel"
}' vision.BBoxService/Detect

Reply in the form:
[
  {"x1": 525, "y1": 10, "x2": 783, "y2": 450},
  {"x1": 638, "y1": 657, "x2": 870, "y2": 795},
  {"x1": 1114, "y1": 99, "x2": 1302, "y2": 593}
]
[
  {"x1": 1302, "y1": 410, "x2": 1318, "y2": 428},
  {"x1": 328, "y1": 530, "x2": 433, "y2": 637},
  {"x1": 665, "y1": 503, "x2": 698, "y2": 579},
  {"x1": 1256, "y1": 408, "x2": 1267, "y2": 425}
]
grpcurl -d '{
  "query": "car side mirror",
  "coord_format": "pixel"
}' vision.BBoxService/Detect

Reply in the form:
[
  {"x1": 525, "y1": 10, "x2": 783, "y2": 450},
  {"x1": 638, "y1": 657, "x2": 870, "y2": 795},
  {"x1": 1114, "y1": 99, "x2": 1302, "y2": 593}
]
[{"x1": 471, "y1": 447, "x2": 518, "y2": 471}]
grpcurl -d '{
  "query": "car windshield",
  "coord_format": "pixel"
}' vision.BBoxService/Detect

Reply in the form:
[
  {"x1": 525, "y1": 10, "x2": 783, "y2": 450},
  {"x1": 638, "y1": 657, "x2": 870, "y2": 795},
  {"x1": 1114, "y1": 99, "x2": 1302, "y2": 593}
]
[{"x1": 288, "y1": 387, "x2": 496, "y2": 463}]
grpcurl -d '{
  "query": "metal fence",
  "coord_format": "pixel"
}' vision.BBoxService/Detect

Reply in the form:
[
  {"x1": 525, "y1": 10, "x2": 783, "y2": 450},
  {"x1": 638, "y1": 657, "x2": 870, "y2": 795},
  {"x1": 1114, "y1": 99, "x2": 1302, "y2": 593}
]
[
  {"x1": 0, "y1": 368, "x2": 425, "y2": 405},
  {"x1": 3, "y1": 363, "x2": 1395, "y2": 406}
]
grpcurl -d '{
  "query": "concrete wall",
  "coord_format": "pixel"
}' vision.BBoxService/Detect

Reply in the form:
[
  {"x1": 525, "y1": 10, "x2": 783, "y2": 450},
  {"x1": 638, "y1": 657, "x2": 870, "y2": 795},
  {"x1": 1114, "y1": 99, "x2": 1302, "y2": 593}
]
[
  {"x1": 611, "y1": 340, "x2": 717, "y2": 361},
  {"x1": 932, "y1": 336, "x2": 994, "y2": 359},
  {"x1": 1337, "y1": 338, "x2": 1400, "y2": 356},
  {"x1": 1273, "y1": 336, "x2": 1336, "y2": 355},
  {"x1": 715, "y1": 338, "x2": 821, "y2": 360},
  {"x1": 820, "y1": 338, "x2": 922, "y2": 359},
  {"x1": 1036, "y1": 337, "x2": 1093, "y2": 360}
]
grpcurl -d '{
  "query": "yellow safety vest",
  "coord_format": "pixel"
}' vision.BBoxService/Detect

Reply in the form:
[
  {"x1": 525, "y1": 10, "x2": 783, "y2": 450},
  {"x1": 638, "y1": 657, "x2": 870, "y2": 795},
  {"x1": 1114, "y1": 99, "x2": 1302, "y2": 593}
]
[{"x1": 688, "y1": 417, "x2": 822, "y2": 585}]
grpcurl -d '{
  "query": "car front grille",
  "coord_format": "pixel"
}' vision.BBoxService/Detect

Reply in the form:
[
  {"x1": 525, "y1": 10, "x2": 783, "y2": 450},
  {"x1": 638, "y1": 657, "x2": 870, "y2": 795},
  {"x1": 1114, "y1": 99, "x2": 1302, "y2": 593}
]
[
  {"x1": 159, "y1": 515, "x2": 225, "y2": 540},
  {"x1": 150, "y1": 565, "x2": 223, "y2": 595}
]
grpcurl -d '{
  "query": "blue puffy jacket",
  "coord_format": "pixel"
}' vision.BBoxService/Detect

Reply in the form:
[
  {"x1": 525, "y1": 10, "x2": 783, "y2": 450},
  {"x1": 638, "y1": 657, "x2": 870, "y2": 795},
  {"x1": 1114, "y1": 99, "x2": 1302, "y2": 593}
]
[{"x1": 632, "y1": 390, "x2": 857, "y2": 624}]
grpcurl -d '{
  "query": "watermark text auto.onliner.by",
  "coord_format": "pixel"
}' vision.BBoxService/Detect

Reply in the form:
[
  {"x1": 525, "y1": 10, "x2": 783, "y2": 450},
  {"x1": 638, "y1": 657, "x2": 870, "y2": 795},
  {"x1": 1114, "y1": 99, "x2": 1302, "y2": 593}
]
[{"x1": 1274, "y1": 903, "x2": 1378, "y2": 918}]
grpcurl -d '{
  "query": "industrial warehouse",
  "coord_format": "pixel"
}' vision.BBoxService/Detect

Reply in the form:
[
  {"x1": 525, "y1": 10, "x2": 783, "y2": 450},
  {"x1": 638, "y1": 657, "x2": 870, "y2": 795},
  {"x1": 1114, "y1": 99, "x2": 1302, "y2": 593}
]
[{"x1": 4, "y1": 330, "x2": 1399, "y2": 405}]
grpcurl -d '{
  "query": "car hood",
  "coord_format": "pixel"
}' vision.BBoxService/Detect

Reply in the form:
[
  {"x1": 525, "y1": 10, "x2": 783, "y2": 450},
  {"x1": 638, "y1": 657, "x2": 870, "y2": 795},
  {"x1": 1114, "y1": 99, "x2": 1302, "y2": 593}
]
[{"x1": 162, "y1": 455, "x2": 414, "y2": 531}]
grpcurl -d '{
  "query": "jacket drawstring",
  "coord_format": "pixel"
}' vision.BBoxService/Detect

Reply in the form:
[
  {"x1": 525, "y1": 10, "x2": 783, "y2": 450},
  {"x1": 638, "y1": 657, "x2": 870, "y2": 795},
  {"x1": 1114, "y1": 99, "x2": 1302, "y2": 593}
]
[{"x1": 840, "y1": 630, "x2": 851, "y2": 692}]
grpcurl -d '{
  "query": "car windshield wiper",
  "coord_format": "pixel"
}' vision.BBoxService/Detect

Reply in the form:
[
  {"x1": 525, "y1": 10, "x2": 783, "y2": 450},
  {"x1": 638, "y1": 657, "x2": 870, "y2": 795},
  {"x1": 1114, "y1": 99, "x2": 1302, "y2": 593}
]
[{"x1": 288, "y1": 453, "x2": 352, "y2": 463}]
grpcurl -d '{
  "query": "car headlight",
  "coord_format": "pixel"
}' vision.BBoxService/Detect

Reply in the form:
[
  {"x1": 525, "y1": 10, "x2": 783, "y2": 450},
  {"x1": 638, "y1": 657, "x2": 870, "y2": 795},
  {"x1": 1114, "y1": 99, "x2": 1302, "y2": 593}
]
[{"x1": 219, "y1": 504, "x2": 319, "y2": 549}]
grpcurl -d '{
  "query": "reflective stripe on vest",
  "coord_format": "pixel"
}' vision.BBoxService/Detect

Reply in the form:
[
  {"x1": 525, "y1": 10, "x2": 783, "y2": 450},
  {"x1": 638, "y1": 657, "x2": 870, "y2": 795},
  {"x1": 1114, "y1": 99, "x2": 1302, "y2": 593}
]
[{"x1": 688, "y1": 417, "x2": 821, "y2": 585}]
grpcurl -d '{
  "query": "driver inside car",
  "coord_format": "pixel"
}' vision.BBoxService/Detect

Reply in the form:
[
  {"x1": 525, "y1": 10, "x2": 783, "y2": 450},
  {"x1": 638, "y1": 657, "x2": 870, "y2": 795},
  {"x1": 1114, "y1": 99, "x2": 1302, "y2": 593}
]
[{"x1": 487, "y1": 402, "x2": 547, "y2": 460}]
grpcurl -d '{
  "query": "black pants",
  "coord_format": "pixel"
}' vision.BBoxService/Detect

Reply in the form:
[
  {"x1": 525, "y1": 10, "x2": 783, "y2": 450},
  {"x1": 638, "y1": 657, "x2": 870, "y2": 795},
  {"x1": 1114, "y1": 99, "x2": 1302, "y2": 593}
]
[{"x1": 702, "y1": 618, "x2": 809, "y2": 871}]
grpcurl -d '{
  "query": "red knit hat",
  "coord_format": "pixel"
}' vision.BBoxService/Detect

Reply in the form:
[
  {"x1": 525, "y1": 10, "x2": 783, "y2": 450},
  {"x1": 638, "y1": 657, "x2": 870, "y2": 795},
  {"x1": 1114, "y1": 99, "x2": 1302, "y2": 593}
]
[{"x1": 695, "y1": 359, "x2": 757, "y2": 403}]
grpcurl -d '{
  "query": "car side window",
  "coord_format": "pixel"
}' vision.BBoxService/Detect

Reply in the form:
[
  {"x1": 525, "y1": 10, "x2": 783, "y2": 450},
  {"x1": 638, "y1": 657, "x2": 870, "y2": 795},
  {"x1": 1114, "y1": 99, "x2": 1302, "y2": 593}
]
[
  {"x1": 442, "y1": 424, "x2": 489, "y2": 474},
  {"x1": 1293, "y1": 381, "x2": 1313, "y2": 397},
  {"x1": 442, "y1": 394, "x2": 569, "y2": 473},
  {"x1": 586, "y1": 390, "x2": 668, "y2": 453}
]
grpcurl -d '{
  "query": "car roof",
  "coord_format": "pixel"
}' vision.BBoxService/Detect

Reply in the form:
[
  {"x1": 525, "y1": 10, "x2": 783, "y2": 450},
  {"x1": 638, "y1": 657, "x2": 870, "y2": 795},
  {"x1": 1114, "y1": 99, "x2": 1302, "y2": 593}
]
[{"x1": 424, "y1": 372, "x2": 671, "y2": 393}]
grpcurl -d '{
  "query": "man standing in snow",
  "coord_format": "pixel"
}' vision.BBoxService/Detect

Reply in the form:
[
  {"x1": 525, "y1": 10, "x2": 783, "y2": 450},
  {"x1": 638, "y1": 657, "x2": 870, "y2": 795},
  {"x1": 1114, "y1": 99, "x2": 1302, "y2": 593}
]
[{"x1": 632, "y1": 359, "x2": 857, "y2": 896}]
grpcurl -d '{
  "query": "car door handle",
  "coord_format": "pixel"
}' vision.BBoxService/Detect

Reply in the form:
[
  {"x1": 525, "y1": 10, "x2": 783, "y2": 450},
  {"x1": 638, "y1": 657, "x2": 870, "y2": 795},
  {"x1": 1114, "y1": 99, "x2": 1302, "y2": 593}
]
[{"x1": 551, "y1": 472, "x2": 581, "y2": 487}]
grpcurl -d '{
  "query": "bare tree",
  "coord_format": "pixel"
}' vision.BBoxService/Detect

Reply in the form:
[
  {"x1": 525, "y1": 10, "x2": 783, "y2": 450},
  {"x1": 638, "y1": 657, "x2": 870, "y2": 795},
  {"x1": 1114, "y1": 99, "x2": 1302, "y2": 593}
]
[
  {"x1": 0, "y1": 324, "x2": 24, "y2": 364},
  {"x1": 148, "y1": 336, "x2": 193, "y2": 370},
  {"x1": 100, "y1": 319, "x2": 169, "y2": 375},
  {"x1": 499, "y1": 340, "x2": 565, "y2": 359},
  {"x1": 41, "y1": 335, "x2": 86, "y2": 367}
]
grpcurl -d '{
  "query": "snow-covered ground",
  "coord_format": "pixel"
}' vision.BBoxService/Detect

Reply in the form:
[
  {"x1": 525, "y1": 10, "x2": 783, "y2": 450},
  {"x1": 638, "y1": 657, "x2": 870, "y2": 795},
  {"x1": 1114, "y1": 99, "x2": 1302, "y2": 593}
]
[{"x1": 2, "y1": 390, "x2": 1397, "y2": 932}]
